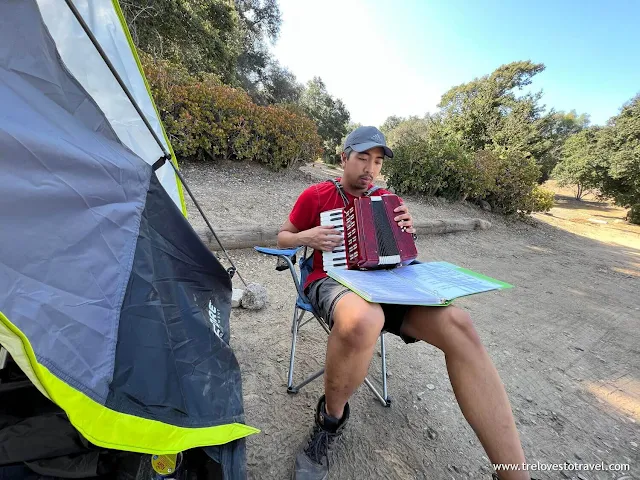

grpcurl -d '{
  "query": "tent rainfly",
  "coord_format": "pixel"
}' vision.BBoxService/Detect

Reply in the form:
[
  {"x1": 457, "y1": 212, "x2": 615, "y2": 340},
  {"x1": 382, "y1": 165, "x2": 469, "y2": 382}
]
[{"x1": 0, "y1": 0, "x2": 258, "y2": 477}]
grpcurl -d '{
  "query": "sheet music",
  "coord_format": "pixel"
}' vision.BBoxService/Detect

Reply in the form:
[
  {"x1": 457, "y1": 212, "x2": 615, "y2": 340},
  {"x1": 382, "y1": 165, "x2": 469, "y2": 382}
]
[
  {"x1": 327, "y1": 262, "x2": 511, "y2": 305},
  {"x1": 326, "y1": 268, "x2": 443, "y2": 305},
  {"x1": 392, "y1": 262, "x2": 502, "y2": 299}
]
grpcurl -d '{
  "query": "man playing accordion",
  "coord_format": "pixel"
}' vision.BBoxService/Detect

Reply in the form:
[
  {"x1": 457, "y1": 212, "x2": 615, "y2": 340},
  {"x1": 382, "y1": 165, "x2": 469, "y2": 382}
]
[{"x1": 278, "y1": 126, "x2": 532, "y2": 480}]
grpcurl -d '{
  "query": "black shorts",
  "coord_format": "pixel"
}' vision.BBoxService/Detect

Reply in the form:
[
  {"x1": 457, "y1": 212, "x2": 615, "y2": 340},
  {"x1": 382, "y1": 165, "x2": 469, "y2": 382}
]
[{"x1": 305, "y1": 277, "x2": 418, "y2": 344}]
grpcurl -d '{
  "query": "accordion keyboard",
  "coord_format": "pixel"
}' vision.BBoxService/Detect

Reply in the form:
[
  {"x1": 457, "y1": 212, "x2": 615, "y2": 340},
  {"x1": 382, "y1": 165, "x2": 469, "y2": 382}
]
[{"x1": 320, "y1": 208, "x2": 347, "y2": 270}]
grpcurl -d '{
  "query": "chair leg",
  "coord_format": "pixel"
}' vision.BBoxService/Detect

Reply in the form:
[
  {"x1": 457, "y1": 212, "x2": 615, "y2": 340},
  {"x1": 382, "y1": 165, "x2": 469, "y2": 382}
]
[
  {"x1": 285, "y1": 312, "x2": 391, "y2": 407},
  {"x1": 287, "y1": 306, "x2": 301, "y2": 393},
  {"x1": 380, "y1": 332, "x2": 391, "y2": 406},
  {"x1": 287, "y1": 310, "x2": 328, "y2": 394},
  {"x1": 362, "y1": 333, "x2": 391, "y2": 407}
]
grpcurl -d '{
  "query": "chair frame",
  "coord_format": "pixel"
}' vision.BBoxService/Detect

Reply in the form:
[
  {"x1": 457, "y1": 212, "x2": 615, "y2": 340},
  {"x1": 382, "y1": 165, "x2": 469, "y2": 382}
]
[{"x1": 256, "y1": 246, "x2": 391, "y2": 407}]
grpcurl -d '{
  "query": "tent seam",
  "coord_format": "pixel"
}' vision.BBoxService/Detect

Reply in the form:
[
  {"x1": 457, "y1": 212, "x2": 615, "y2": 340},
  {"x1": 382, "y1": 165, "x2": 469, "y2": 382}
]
[{"x1": 108, "y1": 166, "x2": 152, "y2": 393}]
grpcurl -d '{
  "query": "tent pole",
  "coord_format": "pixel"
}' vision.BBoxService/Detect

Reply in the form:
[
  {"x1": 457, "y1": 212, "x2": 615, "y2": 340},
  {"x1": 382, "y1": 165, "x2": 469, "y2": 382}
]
[
  {"x1": 165, "y1": 159, "x2": 248, "y2": 287},
  {"x1": 63, "y1": 0, "x2": 169, "y2": 158}
]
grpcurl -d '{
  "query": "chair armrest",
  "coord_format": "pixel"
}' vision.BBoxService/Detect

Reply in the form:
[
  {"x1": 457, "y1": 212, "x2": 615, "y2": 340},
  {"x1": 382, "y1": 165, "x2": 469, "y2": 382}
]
[{"x1": 254, "y1": 246, "x2": 301, "y2": 258}]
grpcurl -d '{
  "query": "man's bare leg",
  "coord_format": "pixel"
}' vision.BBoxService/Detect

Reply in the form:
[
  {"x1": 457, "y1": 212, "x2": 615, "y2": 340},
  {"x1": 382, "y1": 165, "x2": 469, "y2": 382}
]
[
  {"x1": 323, "y1": 293, "x2": 384, "y2": 419},
  {"x1": 400, "y1": 305, "x2": 530, "y2": 480}
]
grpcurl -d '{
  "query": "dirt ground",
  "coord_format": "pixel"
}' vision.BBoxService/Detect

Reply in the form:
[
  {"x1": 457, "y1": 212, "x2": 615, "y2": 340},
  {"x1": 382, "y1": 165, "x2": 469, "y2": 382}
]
[{"x1": 182, "y1": 161, "x2": 639, "y2": 480}]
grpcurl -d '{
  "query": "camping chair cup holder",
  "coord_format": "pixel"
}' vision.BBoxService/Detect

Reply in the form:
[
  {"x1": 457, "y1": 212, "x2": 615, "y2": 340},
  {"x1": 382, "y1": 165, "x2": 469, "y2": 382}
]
[{"x1": 254, "y1": 246, "x2": 391, "y2": 407}]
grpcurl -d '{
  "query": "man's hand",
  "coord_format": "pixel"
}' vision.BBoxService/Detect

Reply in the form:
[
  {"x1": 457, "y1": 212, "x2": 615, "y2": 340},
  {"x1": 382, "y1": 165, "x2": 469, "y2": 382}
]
[
  {"x1": 394, "y1": 204, "x2": 416, "y2": 234},
  {"x1": 300, "y1": 225, "x2": 343, "y2": 252}
]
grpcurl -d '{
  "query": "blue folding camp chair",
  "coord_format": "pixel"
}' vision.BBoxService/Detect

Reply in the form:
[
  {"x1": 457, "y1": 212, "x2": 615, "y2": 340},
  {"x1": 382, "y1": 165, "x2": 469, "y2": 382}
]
[{"x1": 254, "y1": 246, "x2": 391, "y2": 407}]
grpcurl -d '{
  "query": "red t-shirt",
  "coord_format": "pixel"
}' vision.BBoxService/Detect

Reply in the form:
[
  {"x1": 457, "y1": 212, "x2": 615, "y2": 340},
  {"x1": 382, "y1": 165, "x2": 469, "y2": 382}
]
[{"x1": 288, "y1": 178, "x2": 393, "y2": 290}]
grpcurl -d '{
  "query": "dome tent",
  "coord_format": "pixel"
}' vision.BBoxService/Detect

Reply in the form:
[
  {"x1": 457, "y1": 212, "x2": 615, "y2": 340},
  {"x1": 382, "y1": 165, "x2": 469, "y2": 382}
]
[{"x1": 0, "y1": 0, "x2": 257, "y2": 478}]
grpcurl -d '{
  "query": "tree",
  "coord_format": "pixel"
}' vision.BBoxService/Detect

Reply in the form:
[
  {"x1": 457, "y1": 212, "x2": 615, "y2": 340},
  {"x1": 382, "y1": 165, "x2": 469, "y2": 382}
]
[
  {"x1": 258, "y1": 61, "x2": 303, "y2": 105},
  {"x1": 234, "y1": 0, "x2": 283, "y2": 96},
  {"x1": 552, "y1": 128, "x2": 601, "y2": 199},
  {"x1": 119, "y1": 0, "x2": 243, "y2": 82},
  {"x1": 538, "y1": 110, "x2": 590, "y2": 182},
  {"x1": 437, "y1": 61, "x2": 565, "y2": 182},
  {"x1": 380, "y1": 115, "x2": 405, "y2": 134},
  {"x1": 596, "y1": 94, "x2": 640, "y2": 208},
  {"x1": 383, "y1": 115, "x2": 433, "y2": 149},
  {"x1": 335, "y1": 122, "x2": 362, "y2": 157},
  {"x1": 438, "y1": 61, "x2": 545, "y2": 151},
  {"x1": 120, "y1": 0, "x2": 284, "y2": 95},
  {"x1": 299, "y1": 77, "x2": 350, "y2": 162}
]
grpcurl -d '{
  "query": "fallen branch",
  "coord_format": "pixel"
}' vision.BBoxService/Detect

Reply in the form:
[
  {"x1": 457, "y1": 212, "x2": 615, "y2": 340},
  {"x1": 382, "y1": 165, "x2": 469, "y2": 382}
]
[{"x1": 196, "y1": 218, "x2": 491, "y2": 251}]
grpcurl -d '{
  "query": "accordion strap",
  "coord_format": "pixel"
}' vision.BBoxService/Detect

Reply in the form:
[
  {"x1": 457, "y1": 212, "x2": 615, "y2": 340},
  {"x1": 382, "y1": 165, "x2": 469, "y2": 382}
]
[{"x1": 328, "y1": 179, "x2": 380, "y2": 206}]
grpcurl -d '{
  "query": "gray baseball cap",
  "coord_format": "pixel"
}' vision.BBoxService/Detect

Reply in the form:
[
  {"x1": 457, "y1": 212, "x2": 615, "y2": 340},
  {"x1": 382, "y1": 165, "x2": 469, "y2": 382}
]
[{"x1": 343, "y1": 126, "x2": 394, "y2": 158}]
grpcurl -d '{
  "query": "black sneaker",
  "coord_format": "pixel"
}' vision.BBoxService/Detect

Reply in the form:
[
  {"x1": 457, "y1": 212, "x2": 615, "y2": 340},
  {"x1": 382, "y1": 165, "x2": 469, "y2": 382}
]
[{"x1": 293, "y1": 395, "x2": 350, "y2": 480}]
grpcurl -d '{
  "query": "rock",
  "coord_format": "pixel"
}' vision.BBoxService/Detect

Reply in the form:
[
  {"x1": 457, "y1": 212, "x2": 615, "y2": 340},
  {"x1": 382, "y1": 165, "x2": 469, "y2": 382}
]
[
  {"x1": 241, "y1": 282, "x2": 267, "y2": 310},
  {"x1": 577, "y1": 474, "x2": 588, "y2": 480},
  {"x1": 631, "y1": 441, "x2": 638, "y2": 448},
  {"x1": 526, "y1": 396, "x2": 533, "y2": 402},
  {"x1": 479, "y1": 200, "x2": 492, "y2": 212},
  {"x1": 231, "y1": 288, "x2": 243, "y2": 308},
  {"x1": 447, "y1": 464, "x2": 460, "y2": 473},
  {"x1": 417, "y1": 391, "x2": 425, "y2": 400},
  {"x1": 426, "y1": 384, "x2": 435, "y2": 390}
]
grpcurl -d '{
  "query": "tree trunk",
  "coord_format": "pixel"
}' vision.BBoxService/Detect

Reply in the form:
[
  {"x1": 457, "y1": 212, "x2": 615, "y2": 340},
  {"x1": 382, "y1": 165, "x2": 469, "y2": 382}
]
[{"x1": 196, "y1": 218, "x2": 492, "y2": 251}]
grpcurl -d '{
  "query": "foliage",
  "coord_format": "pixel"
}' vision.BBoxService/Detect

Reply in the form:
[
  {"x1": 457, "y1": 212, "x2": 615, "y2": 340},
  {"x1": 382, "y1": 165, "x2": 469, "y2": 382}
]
[
  {"x1": 120, "y1": 0, "x2": 243, "y2": 83},
  {"x1": 383, "y1": 115, "x2": 543, "y2": 214},
  {"x1": 475, "y1": 148, "x2": 542, "y2": 215},
  {"x1": 142, "y1": 54, "x2": 322, "y2": 169},
  {"x1": 299, "y1": 77, "x2": 350, "y2": 162},
  {"x1": 120, "y1": 0, "x2": 291, "y2": 104},
  {"x1": 384, "y1": 116, "x2": 432, "y2": 149},
  {"x1": 538, "y1": 110, "x2": 590, "y2": 182},
  {"x1": 335, "y1": 122, "x2": 362, "y2": 158},
  {"x1": 436, "y1": 61, "x2": 586, "y2": 183},
  {"x1": 259, "y1": 61, "x2": 304, "y2": 105},
  {"x1": 382, "y1": 123, "x2": 493, "y2": 202},
  {"x1": 627, "y1": 204, "x2": 640, "y2": 225},
  {"x1": 379, "y1": 115, "x2": 405, "y2": 134},
  {"x1": 554, "y1": 94, "x2": 640, "y2": 208},
  {"x1": 521, "y1": 185, "x2": 555, "y2": 214},
  {"x1": 596, "y1": 94, "x2": 640, "y2": 207},
  {"x1": 234, "y1": 0, "x2": 282, "y2": 82},
  {"x1": 437, "y1": 61, "x2": 546, "y2": 152},
  {"x1": 552, "y1": 128, "x2": 602, "y2": 199}
]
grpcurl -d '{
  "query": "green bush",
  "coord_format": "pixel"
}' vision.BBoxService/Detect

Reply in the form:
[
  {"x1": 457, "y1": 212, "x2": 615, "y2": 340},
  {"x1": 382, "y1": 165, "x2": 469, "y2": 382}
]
[
  {"x1": 628, "y1": 204, "x2": 640, "y2": 225},
  {"x1": 521, "y1": 185, "x2": 555, "y2": 214},
  {"x1": 141, "y1": 54, "x2": 323, "y2": 169},
  {"x1": 382, "y1": 133, "x2": 485, "y2": 201},
  {"x1": 383, "y1": 126, "x2": 544, "y2": 215},
  {"x1": 478, "y1": 148, "x2": 543, "y2": 215}
]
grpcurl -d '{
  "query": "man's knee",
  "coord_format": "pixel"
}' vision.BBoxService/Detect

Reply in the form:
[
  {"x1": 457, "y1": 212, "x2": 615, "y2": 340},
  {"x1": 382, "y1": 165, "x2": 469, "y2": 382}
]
[
  {"x1": 331, "y1": 300, "x2": 384, "y2": 351},
  {"x1": 443, "y1": 307, "x2": 482, "y2": 349}
]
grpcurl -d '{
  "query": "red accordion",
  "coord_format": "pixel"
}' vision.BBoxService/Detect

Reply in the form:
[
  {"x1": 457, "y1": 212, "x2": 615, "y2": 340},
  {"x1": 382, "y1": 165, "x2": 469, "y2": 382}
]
[{"x1": 321, "y1": 194, "x2": 418, "y2": 270}]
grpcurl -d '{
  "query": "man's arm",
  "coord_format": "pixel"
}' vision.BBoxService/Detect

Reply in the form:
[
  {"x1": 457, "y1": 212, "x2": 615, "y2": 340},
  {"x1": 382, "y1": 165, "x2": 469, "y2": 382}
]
[
  {"x1": 277, "y1": 220, "x2": 343, "y2": 252},
  {"x1": 277, "y1": 220, "x2": 303, "y2": 249}
]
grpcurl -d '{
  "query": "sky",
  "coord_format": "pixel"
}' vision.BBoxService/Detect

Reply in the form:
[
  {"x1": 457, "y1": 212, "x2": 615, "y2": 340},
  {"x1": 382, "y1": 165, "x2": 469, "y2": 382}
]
[{"x1": 270, "y1": 0, "x2": 640, "y2": 128}]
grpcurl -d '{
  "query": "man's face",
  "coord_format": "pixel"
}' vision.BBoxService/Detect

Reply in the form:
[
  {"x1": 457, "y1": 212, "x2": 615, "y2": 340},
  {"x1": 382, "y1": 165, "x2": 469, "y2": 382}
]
[{"x1": 341, "y1": 146, "x2": 384, "y2": 193}]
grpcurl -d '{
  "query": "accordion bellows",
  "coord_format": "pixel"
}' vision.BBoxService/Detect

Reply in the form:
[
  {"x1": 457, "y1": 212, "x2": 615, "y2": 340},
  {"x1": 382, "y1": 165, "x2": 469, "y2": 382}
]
[{"x1": 321, "y1": 194, "x2": 418, "y2": 270}]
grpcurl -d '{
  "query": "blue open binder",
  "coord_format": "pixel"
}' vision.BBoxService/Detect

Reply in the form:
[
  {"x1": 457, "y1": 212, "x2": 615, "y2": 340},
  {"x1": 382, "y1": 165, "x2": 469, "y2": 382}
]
[{"x1": 327, "y1": 262, "x2": 513, "y2": 306}]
